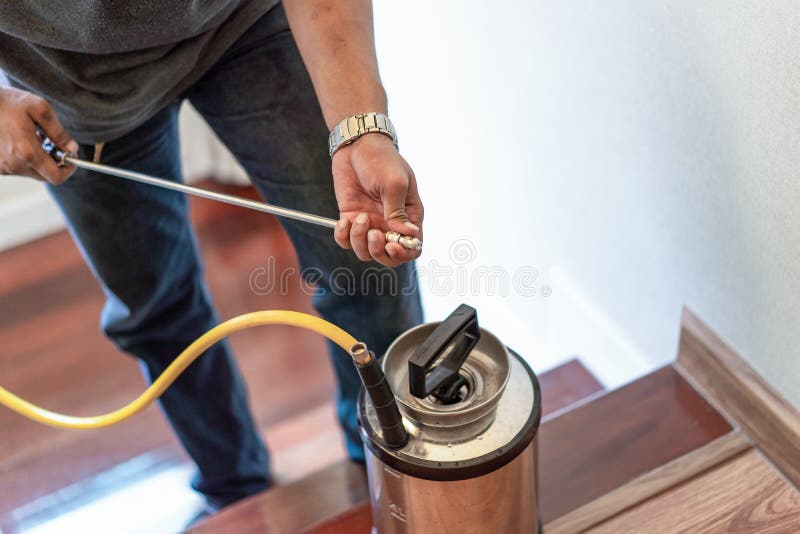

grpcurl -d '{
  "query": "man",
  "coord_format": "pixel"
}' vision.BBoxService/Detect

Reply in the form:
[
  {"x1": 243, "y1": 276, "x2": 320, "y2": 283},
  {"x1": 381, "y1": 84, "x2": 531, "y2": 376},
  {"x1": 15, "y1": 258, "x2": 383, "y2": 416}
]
[{"x1": 0, "y1": 0, "x2": 424, "y2": 513}]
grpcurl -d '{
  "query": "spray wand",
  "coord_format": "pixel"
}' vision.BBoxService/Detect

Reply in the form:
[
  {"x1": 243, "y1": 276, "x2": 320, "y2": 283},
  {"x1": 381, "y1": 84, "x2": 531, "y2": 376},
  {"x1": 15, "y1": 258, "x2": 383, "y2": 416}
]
[{"x1": 42, "y1": 141, "x2": 422, "y2": 252}]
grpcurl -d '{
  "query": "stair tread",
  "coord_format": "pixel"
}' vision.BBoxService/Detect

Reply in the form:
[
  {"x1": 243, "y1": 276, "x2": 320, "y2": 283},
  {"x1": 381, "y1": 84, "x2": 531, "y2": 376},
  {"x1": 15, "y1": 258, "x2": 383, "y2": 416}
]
[
  {"x1": 591, "y1": 449, "x2": 800, "y2": 532},
  {"x1": 539, "y1": 365, "x2": 731, "y2": 521},
  {"x1": 302, "y1": 365, "x2": 732, "y2": 532},
  {"x1": 190, "y1": 461, "x2": 368, "y2": 534},
  {"x1": 194, "y1": 365, "x2": 731, "y2": 532},
  {"x1": 539, "y1": 358, "x2": 604, "y2": 417},
  {"x1": 191, "y1": 358, "x2": 604, "y2": 533}
]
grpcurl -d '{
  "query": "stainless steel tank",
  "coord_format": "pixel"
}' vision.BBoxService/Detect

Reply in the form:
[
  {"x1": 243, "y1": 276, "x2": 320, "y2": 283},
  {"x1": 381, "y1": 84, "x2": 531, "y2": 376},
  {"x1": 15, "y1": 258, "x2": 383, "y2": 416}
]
[{"x1": 358, "y1": 304, "x2": 541, "y2": 533}]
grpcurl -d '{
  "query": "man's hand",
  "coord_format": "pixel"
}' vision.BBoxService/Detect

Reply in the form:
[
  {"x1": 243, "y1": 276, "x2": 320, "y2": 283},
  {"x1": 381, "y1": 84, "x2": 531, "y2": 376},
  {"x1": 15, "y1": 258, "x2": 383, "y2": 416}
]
[
  {"x1": 282, "y1": 0, "x2": 424, "y2": 266},
  {"x1": 332, "y1": 133, "x2": 423, "y2": 267},
  {"x1": 0, "y1": 87, "x2": 78, "y2": 184}
]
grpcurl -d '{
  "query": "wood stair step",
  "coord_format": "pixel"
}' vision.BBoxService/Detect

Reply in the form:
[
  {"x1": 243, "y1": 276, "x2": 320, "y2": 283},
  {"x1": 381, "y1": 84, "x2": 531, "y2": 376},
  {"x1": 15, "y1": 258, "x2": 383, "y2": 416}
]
[
  {"x1": 230, "y1": 364, "x2": 732, "y2": 533},
  {"x1": 190, "y1": 358, "x2": 605, "y2": 533},
  {"x1": 538, "y1": 365, "x2": 731, "y2": 522},
  {"x1": 590, "y1": 448, "x2": 800, "y2": 532},
  {"x1": 539, "y1": 358, "x2": 604, "y2": 418},
  {"x1": 190, "y1": 461, "x2": 369, "y2": 534}
]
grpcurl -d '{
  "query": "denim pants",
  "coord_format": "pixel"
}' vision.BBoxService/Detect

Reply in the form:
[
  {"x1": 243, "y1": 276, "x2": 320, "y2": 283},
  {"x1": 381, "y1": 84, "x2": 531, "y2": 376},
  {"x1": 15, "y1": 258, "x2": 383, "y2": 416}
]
[{"x1": 46, "y1": 4, "x2": 423, "y2": 508}]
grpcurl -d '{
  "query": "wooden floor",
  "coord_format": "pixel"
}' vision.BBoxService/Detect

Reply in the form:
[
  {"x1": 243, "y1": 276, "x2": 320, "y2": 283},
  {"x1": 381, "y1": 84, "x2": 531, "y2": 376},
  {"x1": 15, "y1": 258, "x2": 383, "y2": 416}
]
[
  {"x1": 591, "y1": 448, "x2": 800, "y2": 532},
  {"x1": 197, "y1": 364, "x2": 800, "y2": 533},
  {"x1": 191, "y1": 357, "x2": 608, "y2": 534},
  {"x1": 0, "y1": 183, "x2": 344, "y2": 533},
  {"x1": 7, "y1": 182, "x2": 799, "y2": 533},
  {"x1": 0, "y1": 185, "x2": 613, "y2": 533}
]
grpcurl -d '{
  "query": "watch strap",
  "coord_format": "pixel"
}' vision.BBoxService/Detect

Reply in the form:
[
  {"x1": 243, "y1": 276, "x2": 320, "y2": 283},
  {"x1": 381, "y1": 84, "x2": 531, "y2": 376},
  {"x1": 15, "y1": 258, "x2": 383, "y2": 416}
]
[{"x1": 328, "y1": 112, "x2": 398, "y2": 157}]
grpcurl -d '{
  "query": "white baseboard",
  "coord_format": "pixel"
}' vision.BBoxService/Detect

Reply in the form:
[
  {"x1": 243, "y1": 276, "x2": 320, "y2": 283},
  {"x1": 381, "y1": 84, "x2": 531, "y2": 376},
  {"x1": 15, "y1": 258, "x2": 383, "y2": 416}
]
[
  {"x1": 0, "y1": 103, "x2": 252, "y2": 254},
  {"x1": 419, "y1": 267, "x2": 652, "y2": 390},
  {"x1": 476, "y1": 301, "x2": 550, "y2": 371},
  {"x1": 546, "y1": 266, "x2": 654, "y2": 389},
  {"x1": 0, "y1": 172, "x2": 238, "y2": 254},
  {"x1": 0, "y1": 182, "x2": 65, "y2": 252}
]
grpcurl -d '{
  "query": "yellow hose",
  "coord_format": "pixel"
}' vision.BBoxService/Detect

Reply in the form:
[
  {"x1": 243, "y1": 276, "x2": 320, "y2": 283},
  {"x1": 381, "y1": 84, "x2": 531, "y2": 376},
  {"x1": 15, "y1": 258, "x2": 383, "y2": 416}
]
[{"x1": 0, "y1": 310, "x2": 358, "y2": 430}]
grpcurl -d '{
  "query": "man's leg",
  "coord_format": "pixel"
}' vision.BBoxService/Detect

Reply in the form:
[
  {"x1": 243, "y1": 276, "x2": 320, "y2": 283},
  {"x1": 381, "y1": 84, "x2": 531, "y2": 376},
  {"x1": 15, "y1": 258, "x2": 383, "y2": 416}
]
[
  {"x1": 186, "y1": 4, "x2": 423, "y2": 461},
  {"x1": 187, "y1": 5, "x2": 422, "y2": 460},
  {"x1": 46, "y1": 104, "x2": 270, "y2": 507}
]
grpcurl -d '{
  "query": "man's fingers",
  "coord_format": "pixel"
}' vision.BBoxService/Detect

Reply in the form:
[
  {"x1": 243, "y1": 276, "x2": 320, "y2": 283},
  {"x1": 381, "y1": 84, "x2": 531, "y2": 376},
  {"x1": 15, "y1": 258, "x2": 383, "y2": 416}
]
[
  {"x1": 386, "y1": 242, "x2": 420, "y2": 264},
  {"x1": 8, "y1": 138, "x2": 70, "y2": 184},
  {"x1": 27, "y1": 97, "x2": 78, "y2": 154},
  {"x1": 8, "y1": 162, "x2": 47, "y2": 182},
  {"x1": 338, "y1": 215, "x2": 417, "y2": 265},
  {"x1": 334, "y1": 217, "x2": 353, "y2": 249},
  {"x1": 350, "y1": 212, "x2": 372, "y2": 261},
  {"x1": 29, "y1": 150, "x2": 75, "y2": 184},
  {"x1": 368, "y1": 229, "x2": 401, "y2": 267},
  {"x1": 0, "y1": 88, "x2": 77, "y2": 183},
  {"x1": 21, "y1": 96, "x2": 78, "y2": 184},
  {"x1": 381, "y1": 177, "x2": 420, "y2": 236},
  {"x1": 405, "y1": 173, "x2": 425, "y2": 229}
]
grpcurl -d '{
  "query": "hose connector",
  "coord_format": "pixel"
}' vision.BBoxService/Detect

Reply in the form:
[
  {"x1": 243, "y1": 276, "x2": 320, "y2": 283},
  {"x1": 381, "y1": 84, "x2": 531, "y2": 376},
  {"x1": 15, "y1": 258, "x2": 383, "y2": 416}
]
[
  {"x1": 350, "y1": 342, "x2": 373, "y2": 365},
  {"x1": 349, "y1": 342, "x2": 408, "y2": 449},
  {"x1": 385, "y1": 231, "x2": 422, "y2": 252}
]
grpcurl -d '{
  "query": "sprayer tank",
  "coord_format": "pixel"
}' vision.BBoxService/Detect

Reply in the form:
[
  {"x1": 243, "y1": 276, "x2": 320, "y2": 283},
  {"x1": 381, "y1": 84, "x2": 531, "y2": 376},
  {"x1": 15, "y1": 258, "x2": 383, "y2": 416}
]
[{"x1": 357, "y1": 305, "x2": 541, "y2": 533}]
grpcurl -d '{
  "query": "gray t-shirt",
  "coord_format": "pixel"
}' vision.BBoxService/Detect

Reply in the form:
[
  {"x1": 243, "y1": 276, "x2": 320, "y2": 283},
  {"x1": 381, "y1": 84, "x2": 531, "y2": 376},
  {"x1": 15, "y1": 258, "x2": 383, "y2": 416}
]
[{"x1": 0, "y1": 1, "x2": 279, "y2": 143}]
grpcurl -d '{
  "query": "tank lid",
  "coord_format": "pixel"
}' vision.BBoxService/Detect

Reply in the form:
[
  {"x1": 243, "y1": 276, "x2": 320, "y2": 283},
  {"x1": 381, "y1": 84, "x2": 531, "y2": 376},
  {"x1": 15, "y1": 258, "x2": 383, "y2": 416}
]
[
  {"x1": 359, "y1": 348, "x2": 540, "y2": 481},
  {"x1": 383, "y1": 305, "x2": 510, "y2": 442}
]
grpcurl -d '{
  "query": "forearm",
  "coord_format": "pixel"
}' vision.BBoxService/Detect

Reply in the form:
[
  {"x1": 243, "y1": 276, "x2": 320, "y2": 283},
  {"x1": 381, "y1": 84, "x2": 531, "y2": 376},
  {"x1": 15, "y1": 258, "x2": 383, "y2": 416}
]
[{"x1": 282, "y1": 0, "x2": 386, "y2": 129}]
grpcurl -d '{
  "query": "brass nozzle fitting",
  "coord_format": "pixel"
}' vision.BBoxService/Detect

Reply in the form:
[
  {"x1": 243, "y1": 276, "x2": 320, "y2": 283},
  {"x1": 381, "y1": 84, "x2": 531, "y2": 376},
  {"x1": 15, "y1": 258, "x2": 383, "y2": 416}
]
[
  {"x1": 349, "y1": 341, "x2": 373, "y2": 366},
  {"x1": 385, "y1": 231, "x2": 422, "y2": 252},
  {"x1": 349, "y1": 340, "x2": 408, "y2": 449}
]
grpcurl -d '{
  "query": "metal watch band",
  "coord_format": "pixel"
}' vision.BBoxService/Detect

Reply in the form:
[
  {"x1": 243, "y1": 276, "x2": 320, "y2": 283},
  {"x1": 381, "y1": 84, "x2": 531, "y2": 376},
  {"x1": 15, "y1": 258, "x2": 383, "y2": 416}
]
[{"x1": 328, "y1": 112, "x2": 398, "y2": 157}]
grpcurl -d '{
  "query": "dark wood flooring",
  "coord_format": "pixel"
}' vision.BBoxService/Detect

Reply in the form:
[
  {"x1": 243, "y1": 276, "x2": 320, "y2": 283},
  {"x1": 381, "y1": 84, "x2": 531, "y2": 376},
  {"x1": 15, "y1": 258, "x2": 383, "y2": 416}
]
[
  {"x1": 0, "y1": 183, "x2": 339, "y2": 532},
  {"x1": 0, "y1": 182, "x2": 602, "y2": 534},
  {"x1": 0, "y1": 181, "x2": 610, "y2": 533},
  {"x1": 538, "y1": 365, "x2": 731, "y2": 521}
]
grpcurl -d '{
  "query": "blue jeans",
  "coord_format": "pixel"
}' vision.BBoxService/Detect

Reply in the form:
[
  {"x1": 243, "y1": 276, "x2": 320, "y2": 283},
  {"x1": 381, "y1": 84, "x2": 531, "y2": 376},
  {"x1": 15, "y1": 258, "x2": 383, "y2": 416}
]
[{"x1": 46, "y1": 4, "x2": 422, "y2": 508}]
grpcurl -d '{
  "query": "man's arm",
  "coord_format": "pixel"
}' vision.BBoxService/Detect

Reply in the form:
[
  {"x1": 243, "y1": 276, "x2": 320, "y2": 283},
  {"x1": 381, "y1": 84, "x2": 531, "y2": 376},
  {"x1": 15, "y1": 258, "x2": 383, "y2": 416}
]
[{"x1": 283, "y1": 0, "x2": 423, "y2": 267}]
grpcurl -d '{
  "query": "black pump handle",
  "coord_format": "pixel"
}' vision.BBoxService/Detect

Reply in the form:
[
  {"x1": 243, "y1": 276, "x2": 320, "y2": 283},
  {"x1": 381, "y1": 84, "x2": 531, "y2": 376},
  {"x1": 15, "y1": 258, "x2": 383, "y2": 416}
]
[{"x1": 408, "y1": 304, "x2": 481, "y2": 399}]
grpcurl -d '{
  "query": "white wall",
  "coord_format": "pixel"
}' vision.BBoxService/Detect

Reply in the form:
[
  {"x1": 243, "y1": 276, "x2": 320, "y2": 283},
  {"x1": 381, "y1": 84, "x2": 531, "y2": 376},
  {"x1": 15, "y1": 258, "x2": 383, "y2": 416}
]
[
  {"x1": 2, "y1": 2, "x2": 798, "y2": 403},
  {"x1": 373, "y1": 1, "x2": 800, "y2": 400}
]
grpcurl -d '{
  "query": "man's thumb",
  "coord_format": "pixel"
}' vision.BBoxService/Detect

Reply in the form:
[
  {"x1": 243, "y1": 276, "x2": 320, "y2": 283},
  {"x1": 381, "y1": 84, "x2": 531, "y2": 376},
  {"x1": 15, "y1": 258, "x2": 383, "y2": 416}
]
[{"x1": 382, "y1": 185, "x2": 420, "y2": 235}]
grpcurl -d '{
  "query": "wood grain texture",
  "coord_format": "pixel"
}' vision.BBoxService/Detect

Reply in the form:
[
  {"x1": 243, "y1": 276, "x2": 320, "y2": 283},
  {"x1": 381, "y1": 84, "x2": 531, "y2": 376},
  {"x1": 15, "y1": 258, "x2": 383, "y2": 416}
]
[
  {"x1": 538, "y1": 365, "x2": 731, "y2": 523},
  {"x1": 545, "y1": 431, "x2": 751, "y2": 533},
  {"x1": 590, "y1": 449, "x2": 800, "y2": 533},
  {"x1": 189, "y1": 461, "x2": 370, "y2": 534},
  {"x1": 300, "y1": 503, "x2": 372, "y2": 534},
  {"x1": 675, "y1": 307, "x2": 800, "y2": 489}
]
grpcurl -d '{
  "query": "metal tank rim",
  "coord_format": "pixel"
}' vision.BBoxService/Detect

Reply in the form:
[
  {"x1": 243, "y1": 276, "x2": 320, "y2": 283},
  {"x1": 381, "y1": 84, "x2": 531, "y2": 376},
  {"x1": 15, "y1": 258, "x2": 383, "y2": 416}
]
[{"x1": 357, "y1": 347, "x2": 542, "y2": 482}]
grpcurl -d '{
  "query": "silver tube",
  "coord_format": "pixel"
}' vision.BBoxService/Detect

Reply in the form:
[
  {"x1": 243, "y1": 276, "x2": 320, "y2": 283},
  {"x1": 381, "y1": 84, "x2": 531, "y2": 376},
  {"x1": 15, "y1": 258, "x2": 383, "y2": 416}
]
[
  {"x1": 50, "y1": 148, "x2": 422, "y2": 252},
  {"x1": 62, "y1": 156, "x2": 339, "y2": 228}
]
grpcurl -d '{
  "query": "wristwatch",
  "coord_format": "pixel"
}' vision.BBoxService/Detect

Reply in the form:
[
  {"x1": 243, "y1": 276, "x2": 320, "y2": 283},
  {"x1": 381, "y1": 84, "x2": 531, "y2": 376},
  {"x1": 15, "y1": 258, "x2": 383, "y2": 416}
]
[{"x1": 328, "y1": 112, "x2": 398, "y2": 157}]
